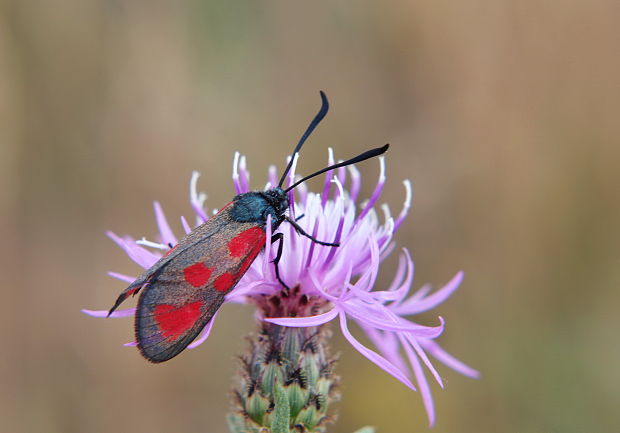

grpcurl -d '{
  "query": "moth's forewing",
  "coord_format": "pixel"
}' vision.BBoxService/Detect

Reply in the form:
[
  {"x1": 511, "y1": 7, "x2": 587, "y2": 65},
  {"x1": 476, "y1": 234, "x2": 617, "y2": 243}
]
[
  {"x1": 107, "y1": 203, "x2": 234, "y2": 316},
  {"x1": 134, "y1": 207, "x2": 267, "y2": 362}
]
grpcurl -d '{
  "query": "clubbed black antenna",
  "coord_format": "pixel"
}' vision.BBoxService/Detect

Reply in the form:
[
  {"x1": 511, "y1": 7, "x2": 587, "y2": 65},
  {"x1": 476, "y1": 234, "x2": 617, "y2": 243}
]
[
  {"x1": 284, "y1": 144, "x2": 390, "y2": 193},
  {"x1": 278, "y1": 91, "x2": 329, "y2": 188}
]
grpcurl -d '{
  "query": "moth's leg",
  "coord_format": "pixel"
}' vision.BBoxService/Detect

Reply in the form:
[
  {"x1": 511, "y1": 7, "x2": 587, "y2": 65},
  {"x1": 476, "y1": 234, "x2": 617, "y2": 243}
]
[
  {"x1": 295, "y1": 213, "x2": 305, "y2": 222},
  {"x1": 270, "y1": 233, "x2": 290, "y2": 290},
  {"x1": 284, "y1": 216, "x2": 340, "y2": 247}
]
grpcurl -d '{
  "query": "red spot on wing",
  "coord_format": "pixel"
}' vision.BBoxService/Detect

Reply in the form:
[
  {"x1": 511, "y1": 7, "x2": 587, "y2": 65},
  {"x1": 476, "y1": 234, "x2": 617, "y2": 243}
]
[
  {"x1": 228, "y1": 226, "x2": 265, "y2": 258},
  {"x1": 214, "y1": 272, "x2": 234, "y2": 292},
  {"x1": 184, "y1": 263, "x2": 213, "y2": 287},
  {"x1": 154, "y1": 301, "x2": 203, "y2": 339}
]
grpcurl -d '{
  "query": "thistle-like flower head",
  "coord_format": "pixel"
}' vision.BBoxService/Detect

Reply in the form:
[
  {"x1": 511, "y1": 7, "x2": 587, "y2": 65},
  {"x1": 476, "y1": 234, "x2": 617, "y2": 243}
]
[{"x1": 84, "y1": 150, "x2": 478, "y2": 426}]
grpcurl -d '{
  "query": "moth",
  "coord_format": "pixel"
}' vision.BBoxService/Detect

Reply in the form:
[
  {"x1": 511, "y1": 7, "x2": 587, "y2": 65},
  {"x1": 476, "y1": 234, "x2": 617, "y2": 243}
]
[{"x1": 108, "y1": 91, "x2": 389, "y2": 362}]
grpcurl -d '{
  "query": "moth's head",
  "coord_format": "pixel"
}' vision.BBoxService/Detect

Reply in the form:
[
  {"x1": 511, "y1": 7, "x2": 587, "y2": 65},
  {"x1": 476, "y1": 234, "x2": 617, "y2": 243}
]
[{"x1": 263, "y1": 187, "x2": 289, "y2": 217}]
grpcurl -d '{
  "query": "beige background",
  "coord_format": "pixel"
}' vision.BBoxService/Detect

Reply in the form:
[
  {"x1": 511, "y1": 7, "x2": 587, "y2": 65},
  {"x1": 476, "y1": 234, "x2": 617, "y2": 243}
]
[{"x1": 1, "y1": 1, "x2": 619, "y2": 432}]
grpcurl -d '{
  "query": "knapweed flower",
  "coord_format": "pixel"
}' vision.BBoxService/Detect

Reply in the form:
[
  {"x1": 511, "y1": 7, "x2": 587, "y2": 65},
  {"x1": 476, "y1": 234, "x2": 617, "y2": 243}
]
[{"x1": 83, "y1": 150, "x2": 478, "y2": 428}]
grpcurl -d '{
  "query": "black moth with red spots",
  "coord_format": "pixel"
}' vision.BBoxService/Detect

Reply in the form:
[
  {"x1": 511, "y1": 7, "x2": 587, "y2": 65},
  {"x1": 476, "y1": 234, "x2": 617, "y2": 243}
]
[{"x1": 108, "y1": 91, "x2": 389, "y2": 362}]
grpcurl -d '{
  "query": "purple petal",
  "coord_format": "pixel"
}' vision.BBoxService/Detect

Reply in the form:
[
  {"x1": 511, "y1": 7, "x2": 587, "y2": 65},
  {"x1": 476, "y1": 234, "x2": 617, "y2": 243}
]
[
  {"x1": 135, "y1": 238, "x2": 167, "y2": 250},
  {"x1": 401, "y1": 334, "x2": 435, "y2": 426},
  {"x1": 339, "y1": 313, "x2": 416, "y2": 390},
  {"x1": 180, "y1": 216, "x2": 191, "y2": 234},
  {"x1": 405, "y1": 334, "x2": 444, "y2": 388},
  {"x1": 393, "y1": 180, "x2": 412, "y2": 233},
  {"x1": 347, "y1": 165, "x2": 361, "y2": 202},
  {"x1": 286, "y1": 153, "x2": 299, "y2": 189},
  {"x1": 287, "y1": 156, "x2": 301, "y2": 216},
  {"x1": 268, "y1": 165, "x2": 278, "y2": 189},
  {"x1": 379, "y1": 239, "x2": 396, "y2": 262},
  {"x1": 189, "y1": 171, "x2": 208, "y2": 222},
  {"x1": 406, "y1": 283, "x2": 432, "y2": 304},
  {"x1": 336, "y1": 164, "x2": 347, "y2": 193},
  {"x1": 320, "y1": 198, "x2": 346, "y2": 269},
  {"x1": 339, "y1": 263, "x2": 354, "y2": 302},
  {"x1": 153, "y1": 201, "x2": 177, "y2": 246},
  {"x1": 296, "y1": 177, "x2": 308, "y2": 205},
  {"x1": 264, "y1": 308, "x2": 339, "y2": 327},
  {"x1": 307, "y1": 268, "x2": 342, "y2": 303},
  {"x1": 393, "y1": 272, "x2": 464, "y2": 315},
  {"x1": 421, "y1": 339, "x2": 480, "y2": 379},
  {"x1": 375, "y1": 249, "x2": 413, "y2": 303},
  {"x1": 124, "y1": 341, "x2": 138, "y2": 347},
  {"x1": 232, "y1": 152, "x2": 243, "y2": 194},
  {"x1": 357, "y1": 157, "x2": 385, "y2": 222},
  {"x1": 107, "y1": 272, "x2": 135, "y2": 284},
  {"x1": 226, "y1": 280, "x2": 265, "y2": 301},
  {"x1": 376, "y1": 204, "x2": 395, "y2": 246},
  {"x1": 321, "y1": 148, "x2": 335, "y2": 206},
  {"x1": 345, "y1": 306, "x2": 445, "y2": 336},
  {"x1": 106, "y1": 231, "x2": 159, "y2": 269},
  {"x1": 303, "y1": 219, "x2": 321, "y2": 270},
  {"x1": 346, "y1": 236, "x2": 379, "y2": 295},
  {"x1": 81, "y1": 308, "x2": 136, "y2": 318},
  {"x1": 330, "y1": 176, "x2": 345, "y2": 201},
  {"x1": 385, "y1": 251, "x2": 407, "y2": 292},
  {"x1": 359, "y1": 322, "x2": 409, "y2": 374},
  {"x1": 238, "y1": 155, "x2": 250, "y2": 192},
  {"x1": 188, "y1": 312, "x2": 218, "y2": 349}
]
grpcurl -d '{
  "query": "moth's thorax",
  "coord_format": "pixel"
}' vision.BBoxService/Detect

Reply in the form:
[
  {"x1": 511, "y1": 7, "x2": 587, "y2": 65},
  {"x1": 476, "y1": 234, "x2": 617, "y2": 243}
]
[{"x1": 230, "y1": 187, "x2": 288, "y2": 230}]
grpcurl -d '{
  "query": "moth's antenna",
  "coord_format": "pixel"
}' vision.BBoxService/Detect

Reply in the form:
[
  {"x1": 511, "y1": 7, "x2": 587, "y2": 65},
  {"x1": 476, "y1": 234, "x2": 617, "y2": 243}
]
[
  {"x1": 284, "y1": 144, "x2": 390, "y2": 193},
  {"x1": 278, "y1": 91, "x2": 329, "y2": 188}
]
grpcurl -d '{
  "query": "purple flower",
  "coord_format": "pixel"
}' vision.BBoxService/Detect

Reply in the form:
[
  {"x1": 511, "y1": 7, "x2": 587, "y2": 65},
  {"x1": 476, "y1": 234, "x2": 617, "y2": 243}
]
[{"x1": 83, "y1": 150, "x2": 478, "y2": 426}]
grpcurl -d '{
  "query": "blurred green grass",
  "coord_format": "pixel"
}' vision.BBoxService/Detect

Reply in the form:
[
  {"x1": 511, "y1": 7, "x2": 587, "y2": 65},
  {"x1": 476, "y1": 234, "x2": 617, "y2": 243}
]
[{"x1": 1, "y1": 1, "x2": 619, "y2": 432}]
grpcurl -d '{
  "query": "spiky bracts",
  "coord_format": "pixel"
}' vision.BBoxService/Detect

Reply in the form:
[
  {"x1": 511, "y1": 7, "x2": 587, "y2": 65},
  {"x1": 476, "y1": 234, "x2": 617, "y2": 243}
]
[{"x1": 229, "y1": 288, "x2": 339, "y2": 433}]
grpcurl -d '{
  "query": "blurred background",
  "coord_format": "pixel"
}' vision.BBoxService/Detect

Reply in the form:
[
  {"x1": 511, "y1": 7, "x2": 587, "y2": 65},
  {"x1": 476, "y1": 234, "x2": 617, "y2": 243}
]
[{"x1": 1, "y1": 1, "x2": 619, "y2": 432}]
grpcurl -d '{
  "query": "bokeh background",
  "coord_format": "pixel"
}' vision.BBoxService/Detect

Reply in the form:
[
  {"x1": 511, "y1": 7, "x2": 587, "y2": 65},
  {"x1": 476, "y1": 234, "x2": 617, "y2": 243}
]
[{"x1": 1, "y1": 1, "x2": 619, "y2": 432}]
